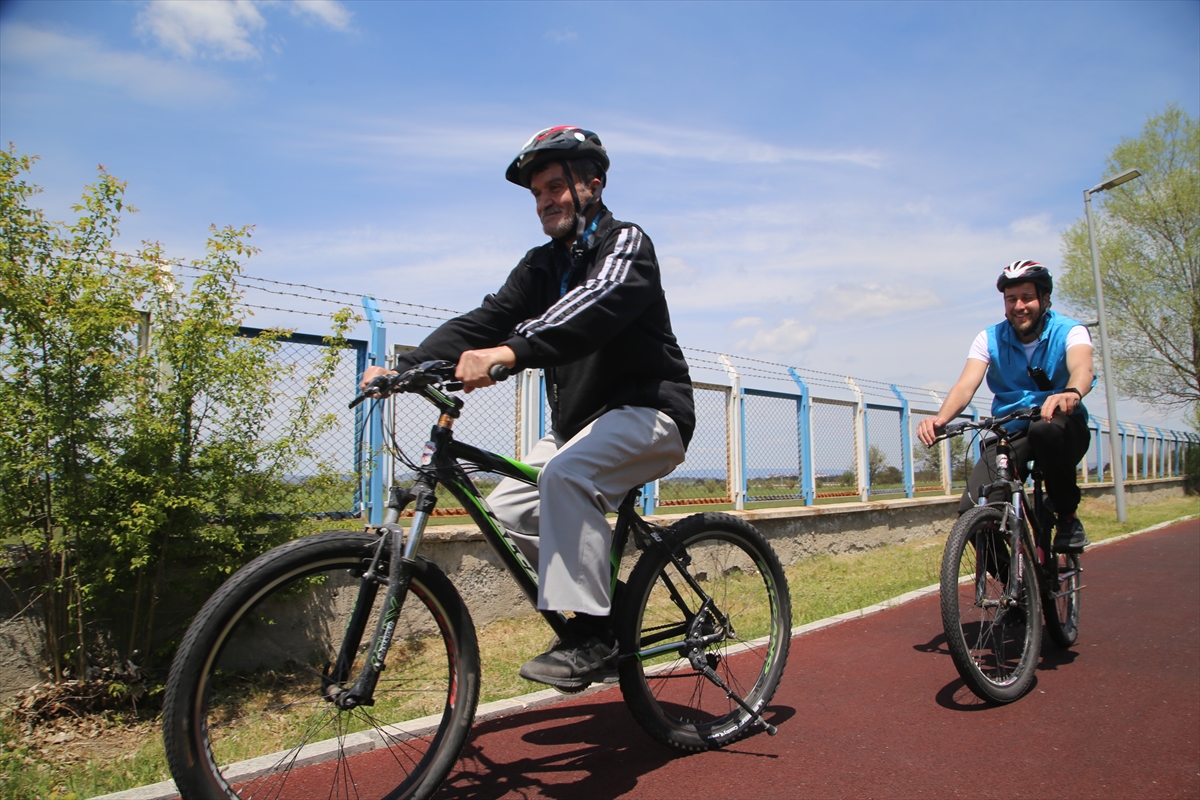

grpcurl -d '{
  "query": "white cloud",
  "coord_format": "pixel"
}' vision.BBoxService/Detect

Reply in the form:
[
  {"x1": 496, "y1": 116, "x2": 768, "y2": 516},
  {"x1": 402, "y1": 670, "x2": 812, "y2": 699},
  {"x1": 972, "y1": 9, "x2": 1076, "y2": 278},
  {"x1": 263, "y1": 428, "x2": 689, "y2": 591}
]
[
  {"x1": 291, "y1": 0, "x2": 353, "y2": 31},
  {"x1": 812, "y1": 283, "x2": 942, "y2": 322},
  {"x1": 137, "y1": 0, "x2": 267, "y2": 60},
  {"x1": 135, "y1": 0, "x2": 352, "y2": 60},
  {"x1": 734, "y1": 319, "x2": 817, "y2": 356},
  {"x1": 545, "y1": 28, "x2": 578, "y2": 43},
  {"x1": 730, "y1": 316, "x2": 762, "y2": 329},
  {"x1": 1008, "y1": 212, "x2": 1052, "y2": 236},
  {"x1": 0, "y1": 23, "x2": 229, "y2": 104},
  {"x1": 660, "y1": 255, "x2": 697, "y2": 283},
  {"x1": 335, "y1": 122, "x2": 530, "y2": 172},
  {"x1": 604, "y1": 120, "x2": 883, "y2": 168}
]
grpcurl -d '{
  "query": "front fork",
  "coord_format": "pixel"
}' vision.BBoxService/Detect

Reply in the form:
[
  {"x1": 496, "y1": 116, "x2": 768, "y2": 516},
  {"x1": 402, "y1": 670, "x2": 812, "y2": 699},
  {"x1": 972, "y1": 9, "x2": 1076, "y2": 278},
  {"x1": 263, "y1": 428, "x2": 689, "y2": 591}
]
[{"x1": 327, "y1": 478, "x2": 436, "y2": 709}]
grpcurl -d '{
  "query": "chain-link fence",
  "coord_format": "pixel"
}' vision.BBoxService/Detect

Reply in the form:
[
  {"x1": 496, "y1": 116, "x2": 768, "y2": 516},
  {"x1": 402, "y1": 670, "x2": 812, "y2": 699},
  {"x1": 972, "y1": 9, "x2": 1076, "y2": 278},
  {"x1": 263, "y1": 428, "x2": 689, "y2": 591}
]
[
  {"x1": 865, "y1": 405, "x2": 905, "y2": 499},
  {"x1": 382, "y1": 375, "x2": 519, "y2": 517},
  {"x1": 238, "y1": 328, "x2": 366, "y2": 520},
  {"x1": 350, "y1": 336, "x2": 1196, "y2": 520},
  {"x1": 911, "y1": 409, "x2": 944, "y2": 494},
  {"x1": 659, "y1": 383, "x2": 731, "y2": 507},
  {"x1": 743, "y1": 389, "x2": 802, "y2": 505},
  {"x1": 812, "y1": 399, "x2": 860, "y2": 501}
]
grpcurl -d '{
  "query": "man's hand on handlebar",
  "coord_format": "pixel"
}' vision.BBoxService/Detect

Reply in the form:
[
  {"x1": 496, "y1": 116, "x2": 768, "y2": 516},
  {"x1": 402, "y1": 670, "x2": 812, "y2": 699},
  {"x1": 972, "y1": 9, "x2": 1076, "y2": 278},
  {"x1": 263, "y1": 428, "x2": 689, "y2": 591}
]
[
  {"x1": 455, "y1": 346, "x2": 516, "y2": 393},
  {"x1": 917, "y1": 416, "x2": 949, "y2": 447},
  {"x1": 1040, "y1": 390, "x2": 1081, "y2": 422},
  {"x1": 359, "y1": 365, "x2": 397, "y2": 394}
]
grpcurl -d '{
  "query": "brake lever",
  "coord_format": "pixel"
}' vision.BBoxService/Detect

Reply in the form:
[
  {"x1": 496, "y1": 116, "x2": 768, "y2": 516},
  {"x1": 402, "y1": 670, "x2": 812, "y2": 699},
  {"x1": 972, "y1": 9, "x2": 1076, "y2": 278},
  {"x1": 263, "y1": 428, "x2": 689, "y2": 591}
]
[{"x1": 348, "y1": 374, "x2": 402, "y2": 409}]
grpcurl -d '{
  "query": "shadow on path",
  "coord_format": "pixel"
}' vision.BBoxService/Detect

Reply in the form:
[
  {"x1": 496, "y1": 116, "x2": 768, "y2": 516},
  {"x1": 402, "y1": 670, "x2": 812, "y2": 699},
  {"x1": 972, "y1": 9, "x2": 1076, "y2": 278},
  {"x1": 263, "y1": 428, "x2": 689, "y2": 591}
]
[{"x1": 439, "y1": 697, "x2": 794, "y2": 799}]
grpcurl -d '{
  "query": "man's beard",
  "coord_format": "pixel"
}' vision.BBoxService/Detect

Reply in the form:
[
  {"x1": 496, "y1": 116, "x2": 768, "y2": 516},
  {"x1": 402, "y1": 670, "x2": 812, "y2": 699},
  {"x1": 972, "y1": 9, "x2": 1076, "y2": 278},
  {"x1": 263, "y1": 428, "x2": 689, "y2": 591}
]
[
  {"x1": 540, "y1": 205, "x2": 576, "y2": 239},
  {"x1": 1007, "y1": 308, "x2": 1043, "y2": 338}
]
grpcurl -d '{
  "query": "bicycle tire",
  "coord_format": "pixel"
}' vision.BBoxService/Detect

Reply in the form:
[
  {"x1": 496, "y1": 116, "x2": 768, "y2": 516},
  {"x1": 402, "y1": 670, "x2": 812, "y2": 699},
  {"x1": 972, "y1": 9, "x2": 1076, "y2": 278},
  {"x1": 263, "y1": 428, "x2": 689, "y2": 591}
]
[
  {"x1": 940, "y1": 506, "x2": 1041, "y2": 704},
  {"x1": 163, "y1": 530, "x2": 479, "y2": 800},
  {"x1": 617, "y1": 513, "x2": 791, "y2": 751},
  {"x1": 1043, "y1": 551, "x2": 1081, "y2": 648}
]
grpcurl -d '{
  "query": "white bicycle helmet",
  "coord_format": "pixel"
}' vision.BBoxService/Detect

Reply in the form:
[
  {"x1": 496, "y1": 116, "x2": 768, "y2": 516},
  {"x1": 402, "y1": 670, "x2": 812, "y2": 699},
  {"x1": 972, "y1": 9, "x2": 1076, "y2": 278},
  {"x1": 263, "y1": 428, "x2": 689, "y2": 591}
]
[{"x1": 997, "y1": 260, "x2": 1053, "y2": 294}]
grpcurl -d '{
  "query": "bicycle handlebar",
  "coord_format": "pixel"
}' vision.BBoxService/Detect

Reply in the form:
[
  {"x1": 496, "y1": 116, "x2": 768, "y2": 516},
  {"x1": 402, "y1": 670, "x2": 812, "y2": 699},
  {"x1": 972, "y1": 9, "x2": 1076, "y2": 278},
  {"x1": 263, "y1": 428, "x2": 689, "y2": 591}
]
[
  {"x1": 932, "y1": 406, "x2": 1042, "y2": 443},
  {"x1": 488, "y1": 364, "x2": 510, "y2": 382},
  {"x1": 349, "y1": 360, "x2": 462, "y2": 409}
]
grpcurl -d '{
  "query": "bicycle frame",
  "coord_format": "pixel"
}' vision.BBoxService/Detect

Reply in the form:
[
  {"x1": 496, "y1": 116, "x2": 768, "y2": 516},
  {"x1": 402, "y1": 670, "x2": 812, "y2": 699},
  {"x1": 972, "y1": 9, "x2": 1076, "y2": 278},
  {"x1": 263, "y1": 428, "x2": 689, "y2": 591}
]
[
  {"x1": 972, "y1": 426, "x2": 1071, "y2": 608},
  {"x1": 337, "y1": 391, "x2": 647, "y2": 706}
]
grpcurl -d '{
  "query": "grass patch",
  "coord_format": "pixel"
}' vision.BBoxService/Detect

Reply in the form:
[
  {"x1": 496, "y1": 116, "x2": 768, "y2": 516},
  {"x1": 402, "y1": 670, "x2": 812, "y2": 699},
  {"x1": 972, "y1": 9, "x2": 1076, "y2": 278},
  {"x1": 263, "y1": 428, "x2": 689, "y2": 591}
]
[
  {"x1": 0, "y1": 712, "x2": 169, "y2": 800},
  {"x1": 5, "y1": 494, "x2": 1193, "y2": 799},
  {"x1": 1075, "y1": 495, "x2": 1197, "y2": 543}
]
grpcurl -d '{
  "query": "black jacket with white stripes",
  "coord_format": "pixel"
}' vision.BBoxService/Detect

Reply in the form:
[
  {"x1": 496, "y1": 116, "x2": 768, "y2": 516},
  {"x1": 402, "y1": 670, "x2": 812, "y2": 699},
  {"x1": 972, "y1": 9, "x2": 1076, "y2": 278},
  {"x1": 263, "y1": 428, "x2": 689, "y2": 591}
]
[{"x1": 395, "y1": 206, "x2": 695, "y2": 446}]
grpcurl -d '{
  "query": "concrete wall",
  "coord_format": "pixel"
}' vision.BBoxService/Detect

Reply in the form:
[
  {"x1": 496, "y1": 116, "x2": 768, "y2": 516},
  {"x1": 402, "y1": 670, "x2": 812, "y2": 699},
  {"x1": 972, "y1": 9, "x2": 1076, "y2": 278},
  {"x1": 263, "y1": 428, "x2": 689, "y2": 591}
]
[{"x1": 0, "y1": 477, "x2": 1187, "y2": 698}]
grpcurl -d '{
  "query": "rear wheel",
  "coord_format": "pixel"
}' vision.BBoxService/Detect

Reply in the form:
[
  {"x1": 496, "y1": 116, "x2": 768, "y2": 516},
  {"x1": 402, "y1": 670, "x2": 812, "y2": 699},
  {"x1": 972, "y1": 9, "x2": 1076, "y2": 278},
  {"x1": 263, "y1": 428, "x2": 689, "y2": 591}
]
[
  {"x1": 163, "y1": 530, "x2": 479, "y2": 800},
  {"x1": 617, "y1": 513, "x2": 791, "y2": 750},
  {"x1": 940, "y1": 506, "x2": 1041, "y2": 704},
  {"x1": 1043, "y1": 552, "x2": 1081, "y2": 648}
]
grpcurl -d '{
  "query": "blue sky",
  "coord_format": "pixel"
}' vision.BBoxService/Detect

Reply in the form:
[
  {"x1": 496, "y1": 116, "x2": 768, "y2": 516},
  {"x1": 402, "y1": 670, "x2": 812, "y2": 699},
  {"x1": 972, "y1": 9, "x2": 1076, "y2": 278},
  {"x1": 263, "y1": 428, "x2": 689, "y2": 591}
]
[{"x1": 2, "y1": 0, "x2": 1197, "y2": 427}]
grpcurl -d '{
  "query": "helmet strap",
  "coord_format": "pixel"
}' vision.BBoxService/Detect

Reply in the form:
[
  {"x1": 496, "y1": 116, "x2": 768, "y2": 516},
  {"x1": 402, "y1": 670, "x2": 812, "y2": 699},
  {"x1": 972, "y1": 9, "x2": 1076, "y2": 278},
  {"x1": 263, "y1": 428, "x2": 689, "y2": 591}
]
[{"x1": 560, "y1": 160, "x2": 603, "y2": 246}]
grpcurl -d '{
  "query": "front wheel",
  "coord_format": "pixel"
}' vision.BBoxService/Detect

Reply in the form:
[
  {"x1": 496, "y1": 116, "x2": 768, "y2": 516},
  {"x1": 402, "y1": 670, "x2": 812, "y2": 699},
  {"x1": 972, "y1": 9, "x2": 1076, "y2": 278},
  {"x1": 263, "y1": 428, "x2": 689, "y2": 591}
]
[
  {"x1": 162, "y1": 530, "x2": 480, "y2": 800},
  {"x1": 940, "y1": 506, "x2": 1041, "y2": 704},
  {"x1": 617, "y1": 513, "x2": 791, "y2": 751},
  {"x1": 1043, "y1": 551, "x2": 1081, "y2": 648}
]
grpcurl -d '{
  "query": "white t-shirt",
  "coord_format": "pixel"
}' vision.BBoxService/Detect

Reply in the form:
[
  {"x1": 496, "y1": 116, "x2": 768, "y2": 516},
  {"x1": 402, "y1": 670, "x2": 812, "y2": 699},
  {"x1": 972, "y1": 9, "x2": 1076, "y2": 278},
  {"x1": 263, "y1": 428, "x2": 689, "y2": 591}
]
[{"x1": 967, "y1": 325, "x2": 1092, "y2": 365}]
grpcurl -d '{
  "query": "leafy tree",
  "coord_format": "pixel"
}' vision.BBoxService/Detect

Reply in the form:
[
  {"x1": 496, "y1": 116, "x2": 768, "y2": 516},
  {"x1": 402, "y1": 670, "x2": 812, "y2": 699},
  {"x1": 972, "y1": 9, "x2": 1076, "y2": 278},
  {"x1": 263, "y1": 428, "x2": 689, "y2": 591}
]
[
  {"x1": 914, "y1": 434, "x2": 973, "y2": 484},
  {"x1": 1058, "y1": 106, "x2": 1199, "y2": 429},
  {"x1": 867, "y1": 445, "x2": 901, "y2": 486},
  {"x1": 1, "y1": 150, "x2": 354, "y2": 680}
]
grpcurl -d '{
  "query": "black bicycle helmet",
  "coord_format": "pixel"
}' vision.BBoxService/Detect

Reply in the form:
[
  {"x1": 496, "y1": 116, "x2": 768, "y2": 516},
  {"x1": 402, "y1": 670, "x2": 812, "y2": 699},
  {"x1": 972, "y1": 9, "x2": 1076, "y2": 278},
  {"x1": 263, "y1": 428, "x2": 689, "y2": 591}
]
[
  {"x1": 505, "y1": 126, "x2": 609, "y2": 189},
  {"x1": 996, "y1": 260, "x2": 1053, "y2": 294}
]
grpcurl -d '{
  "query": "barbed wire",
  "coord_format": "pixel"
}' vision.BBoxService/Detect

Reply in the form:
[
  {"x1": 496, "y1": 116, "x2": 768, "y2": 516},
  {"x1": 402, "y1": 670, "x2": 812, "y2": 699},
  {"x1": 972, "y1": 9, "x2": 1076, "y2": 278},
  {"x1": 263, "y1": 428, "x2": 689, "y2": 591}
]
[
  {"x1": 176, "y1": 263, "x2": 463, "y2": 317},
  {"x1": 180, "y1": 263, "x2": 991, "y2": 407}
]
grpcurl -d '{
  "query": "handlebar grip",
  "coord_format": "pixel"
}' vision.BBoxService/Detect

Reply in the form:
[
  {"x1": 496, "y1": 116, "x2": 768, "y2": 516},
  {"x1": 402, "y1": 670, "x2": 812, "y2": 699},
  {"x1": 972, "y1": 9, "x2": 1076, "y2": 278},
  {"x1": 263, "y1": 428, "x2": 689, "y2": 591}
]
[{"x1": 488, "y1": 364, "x2": 511, "y2": 381}]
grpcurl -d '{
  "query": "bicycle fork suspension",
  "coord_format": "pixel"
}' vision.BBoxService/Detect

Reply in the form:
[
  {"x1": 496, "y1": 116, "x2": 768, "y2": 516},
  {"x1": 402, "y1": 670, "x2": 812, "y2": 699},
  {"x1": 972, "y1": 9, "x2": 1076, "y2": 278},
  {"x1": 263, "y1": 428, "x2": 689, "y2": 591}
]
[{"x1": 327, "y1": 483, "x2": 436, "y2": 709}]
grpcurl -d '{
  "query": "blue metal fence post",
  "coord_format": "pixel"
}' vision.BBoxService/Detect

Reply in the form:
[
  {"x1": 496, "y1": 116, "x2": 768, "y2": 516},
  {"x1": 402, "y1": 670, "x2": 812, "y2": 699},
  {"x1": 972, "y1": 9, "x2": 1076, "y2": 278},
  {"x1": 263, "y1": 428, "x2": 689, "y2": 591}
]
[
  {"x1": 352, "y1": 337, "x2": 369, "y2": 517},
  {"x1": 1135, "y1": 424, "x2": 1147, "y2": 480},
  {"x1": 890, "y1": 385, "x2": 914, "y2": 499},
  {"x1": 968, "y1": 403, "x2": 981, "y2": 467},
  {"x1": 788, "y1": 368, "x2": 815, "y2": 505},
  {"x1": 1090, "y1": 419, "x2": 1101, "y2": 482},
  {"x1": 362, "y1": 296, "x2": 386, "y2": 526},
  {"x1": 1153, "y1": 427, "x2": 1164, "y2": 478}
]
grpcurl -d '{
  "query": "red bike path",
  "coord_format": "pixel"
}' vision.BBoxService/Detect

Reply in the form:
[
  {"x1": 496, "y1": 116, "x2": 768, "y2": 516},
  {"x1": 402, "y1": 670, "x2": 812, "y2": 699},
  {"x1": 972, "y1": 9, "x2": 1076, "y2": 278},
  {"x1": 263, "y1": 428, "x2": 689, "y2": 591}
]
[
  {"x1": 230, "y1": 518, "x2": 1199, "y2": 800},
  {"x1": 426, "y1": 519, "x2": 1199, "y2": 799}
]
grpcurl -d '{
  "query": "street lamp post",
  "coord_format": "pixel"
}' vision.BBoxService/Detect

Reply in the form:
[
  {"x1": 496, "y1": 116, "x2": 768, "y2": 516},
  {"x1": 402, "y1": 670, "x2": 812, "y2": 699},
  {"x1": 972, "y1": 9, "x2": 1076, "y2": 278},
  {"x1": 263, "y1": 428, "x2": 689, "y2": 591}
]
[{"x1": 1083, "y1": 167, "x2": 1141, "y2": 523}]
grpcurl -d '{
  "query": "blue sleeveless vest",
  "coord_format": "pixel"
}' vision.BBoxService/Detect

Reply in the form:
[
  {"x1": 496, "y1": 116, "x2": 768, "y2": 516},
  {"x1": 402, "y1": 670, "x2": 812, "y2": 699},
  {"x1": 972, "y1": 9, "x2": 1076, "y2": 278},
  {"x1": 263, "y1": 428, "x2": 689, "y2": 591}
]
[{"x1": 986, "y1": 309, "x2": 1093, "y2": 430}]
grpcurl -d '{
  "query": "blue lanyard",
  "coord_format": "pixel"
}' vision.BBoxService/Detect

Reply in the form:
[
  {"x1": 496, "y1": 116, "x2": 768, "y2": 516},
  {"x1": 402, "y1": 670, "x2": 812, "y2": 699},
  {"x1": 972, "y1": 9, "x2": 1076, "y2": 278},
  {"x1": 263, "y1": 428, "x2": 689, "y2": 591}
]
[{"x1": 560, "y1": 215, "x2": 601, "y2": 298}]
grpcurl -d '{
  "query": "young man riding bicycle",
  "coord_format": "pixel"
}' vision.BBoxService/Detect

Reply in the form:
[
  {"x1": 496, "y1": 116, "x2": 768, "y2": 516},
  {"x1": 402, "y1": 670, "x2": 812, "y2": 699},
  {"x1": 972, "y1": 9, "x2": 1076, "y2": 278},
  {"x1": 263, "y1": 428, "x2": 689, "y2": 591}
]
[
  {"x1": 361, "y1": 126, "x2": 694, "y2": 689},
  {"x1": 916, "y1": 260, "x2": 1095, "y2": 553}
]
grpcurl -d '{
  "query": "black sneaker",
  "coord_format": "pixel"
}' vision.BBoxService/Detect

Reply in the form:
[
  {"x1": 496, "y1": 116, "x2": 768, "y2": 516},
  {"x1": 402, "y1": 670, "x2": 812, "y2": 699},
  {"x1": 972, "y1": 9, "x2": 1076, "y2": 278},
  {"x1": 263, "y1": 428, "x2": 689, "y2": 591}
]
[
  {"x1": 519, "y1": 636, "x2": 618, "y2": 690},
  {"x1": 1054, "y1": 516, "x2": 1090, "y2": 552}
]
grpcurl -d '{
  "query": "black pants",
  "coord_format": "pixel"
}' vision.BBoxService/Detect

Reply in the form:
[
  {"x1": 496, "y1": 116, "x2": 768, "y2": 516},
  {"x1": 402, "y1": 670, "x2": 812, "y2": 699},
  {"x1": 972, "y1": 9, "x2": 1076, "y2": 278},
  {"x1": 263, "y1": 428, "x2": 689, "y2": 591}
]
[{"x1": 958, "y1": 413, "x2": 1091, "y2": 516}]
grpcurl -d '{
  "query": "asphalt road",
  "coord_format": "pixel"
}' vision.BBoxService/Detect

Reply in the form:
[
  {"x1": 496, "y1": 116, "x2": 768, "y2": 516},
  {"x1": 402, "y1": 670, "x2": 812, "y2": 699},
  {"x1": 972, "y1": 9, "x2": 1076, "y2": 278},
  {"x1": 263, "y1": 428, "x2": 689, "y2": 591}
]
[{"x1": 423, "y1": 518, "x2": 1200, "y2": 799}]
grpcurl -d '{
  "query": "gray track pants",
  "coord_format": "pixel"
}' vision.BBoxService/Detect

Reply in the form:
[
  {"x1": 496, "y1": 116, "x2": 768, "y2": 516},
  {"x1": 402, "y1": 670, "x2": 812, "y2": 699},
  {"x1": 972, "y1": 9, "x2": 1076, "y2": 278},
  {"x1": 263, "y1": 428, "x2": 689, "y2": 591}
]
[{"x1": 487, "y1": 406, "x2": 686, "y2": 616}]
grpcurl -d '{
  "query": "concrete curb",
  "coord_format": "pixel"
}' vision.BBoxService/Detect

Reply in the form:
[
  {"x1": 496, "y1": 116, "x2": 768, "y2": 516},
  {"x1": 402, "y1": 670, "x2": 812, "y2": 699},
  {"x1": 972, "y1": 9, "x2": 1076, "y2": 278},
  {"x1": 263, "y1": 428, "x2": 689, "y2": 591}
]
[{"x1": 89, "y1": 512, "x2": 1199, "y2": 800}]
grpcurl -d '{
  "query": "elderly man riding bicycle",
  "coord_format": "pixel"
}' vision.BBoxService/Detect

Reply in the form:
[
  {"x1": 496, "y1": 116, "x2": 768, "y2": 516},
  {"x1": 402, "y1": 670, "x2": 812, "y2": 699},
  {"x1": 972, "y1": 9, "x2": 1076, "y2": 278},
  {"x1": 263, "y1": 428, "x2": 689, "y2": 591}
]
[
  {"x1": 916, "y1": 260, "x2": 1096, "y2": 553},
  {"x1": 362, "y1": 126, "x2": 694, "y2": 689}
]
